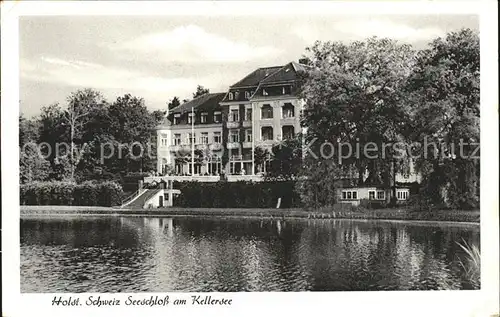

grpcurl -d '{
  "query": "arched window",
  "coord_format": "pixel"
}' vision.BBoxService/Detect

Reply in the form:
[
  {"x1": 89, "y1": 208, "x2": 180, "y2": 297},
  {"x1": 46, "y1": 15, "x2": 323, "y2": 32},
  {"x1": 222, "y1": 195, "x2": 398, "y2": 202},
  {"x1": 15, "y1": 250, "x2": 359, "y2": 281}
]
[{"x1": 228, "y1": 92, "x2": 233, "y2": 100}]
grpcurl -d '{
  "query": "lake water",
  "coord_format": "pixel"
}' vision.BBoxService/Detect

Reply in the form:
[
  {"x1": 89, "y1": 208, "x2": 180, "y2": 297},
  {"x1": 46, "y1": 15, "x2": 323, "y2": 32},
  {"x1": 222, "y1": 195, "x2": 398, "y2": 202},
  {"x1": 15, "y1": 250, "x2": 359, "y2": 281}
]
[{"x1": 20, "y1": 216, "x2": 480, "y2": 292}]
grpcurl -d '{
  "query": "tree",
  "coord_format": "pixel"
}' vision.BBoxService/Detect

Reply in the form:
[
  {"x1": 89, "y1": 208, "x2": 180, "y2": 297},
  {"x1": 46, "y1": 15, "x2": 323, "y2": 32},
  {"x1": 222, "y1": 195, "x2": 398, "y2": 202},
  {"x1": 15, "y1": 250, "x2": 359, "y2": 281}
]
[
  {"x1": 267, "y1": 136, "x2": 303, "y2": 180},
  {"x1": 300, "y1": 37, "x2": 416, "y2": 192},
  {"x1": 22, "y1": 89, "x2": 168, "y2": 183},
  {"x1": 167, "y1": 96, "x2": 181, "y2": 110},
  {"x1": 51, "y1": 156, "x2": 72, "y2": 181},
  {"x1": 106, "y1": 94, "x2": 158, "y2": 174},
  {"x1": 406, "y1": 29, "x2": 479, "y2": 209},
  {"x1": 295, "y1": 157, "x2": 340, "y2": 209},
  {"x1": 19, "y1": 114, "x2": 40, "y2": 147},
  {"x1": 151, "y1": 109, "x2": 166, "y2": 123},
  {"x1": 64, "y1": 88, "x2": 105, "y2": 181},
  {"x1": 19, "y1": 114, "x2": 51, "y2": 183},
  {"x1": 192, "y1": 85, "x2": 210, "y2": 98},
  {"x1": 37, "y1": 103, "x2": 67, "y2": 165},
  {"x1": 19, "y1": 145, "x2": 51, "y2": 183},
  {"x1": 254, "y1": 146, "x2": 270, "y2": 174}
]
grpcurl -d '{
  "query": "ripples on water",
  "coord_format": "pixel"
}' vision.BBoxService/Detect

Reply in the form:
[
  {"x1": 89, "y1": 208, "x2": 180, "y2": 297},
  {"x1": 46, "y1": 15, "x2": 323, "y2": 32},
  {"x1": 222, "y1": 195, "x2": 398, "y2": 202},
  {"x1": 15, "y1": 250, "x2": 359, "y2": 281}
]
[{"x1": 20, "y1": 216, "x2": 480, "y2": 292}]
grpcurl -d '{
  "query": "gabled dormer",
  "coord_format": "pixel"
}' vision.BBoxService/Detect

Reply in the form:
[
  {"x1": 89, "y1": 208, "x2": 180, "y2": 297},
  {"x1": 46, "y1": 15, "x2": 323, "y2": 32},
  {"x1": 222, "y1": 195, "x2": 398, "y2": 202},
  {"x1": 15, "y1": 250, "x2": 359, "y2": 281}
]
[
  {"x1": 165, "y1": 93, "x2": 226, "y2": 126},
  {"x1": 221, "y1": 65, "x2": 283, "y2": 103}
]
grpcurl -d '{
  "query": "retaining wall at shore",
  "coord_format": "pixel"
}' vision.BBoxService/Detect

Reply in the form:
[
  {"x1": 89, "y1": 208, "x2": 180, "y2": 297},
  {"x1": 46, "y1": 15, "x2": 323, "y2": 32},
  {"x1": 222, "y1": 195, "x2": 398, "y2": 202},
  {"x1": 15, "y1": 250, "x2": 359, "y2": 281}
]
[{"x1": 20, "y1": 206, "x2": 480, "y2": 223}]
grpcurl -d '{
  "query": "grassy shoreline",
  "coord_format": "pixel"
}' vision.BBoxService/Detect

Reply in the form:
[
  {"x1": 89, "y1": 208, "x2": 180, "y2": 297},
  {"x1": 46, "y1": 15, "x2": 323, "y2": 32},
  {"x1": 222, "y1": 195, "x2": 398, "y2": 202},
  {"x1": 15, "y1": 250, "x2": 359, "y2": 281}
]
[{"x1": 20, "y1": 205, "x2": 480, "y2": 224}]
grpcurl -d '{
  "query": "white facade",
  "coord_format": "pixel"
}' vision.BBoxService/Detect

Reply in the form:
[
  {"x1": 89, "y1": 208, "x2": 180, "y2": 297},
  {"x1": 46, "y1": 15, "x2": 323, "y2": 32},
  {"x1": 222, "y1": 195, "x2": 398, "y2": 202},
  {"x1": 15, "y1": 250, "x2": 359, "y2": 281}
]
[
  {"x1": 157, "y1": 128, "x2": 172, "y2": 172},
  {"x1": 251, "y1": 97, "x2": 304, "y2": 150},
  {"x1": 157, "y1": 123, "x2": 224, "y2": 176}
]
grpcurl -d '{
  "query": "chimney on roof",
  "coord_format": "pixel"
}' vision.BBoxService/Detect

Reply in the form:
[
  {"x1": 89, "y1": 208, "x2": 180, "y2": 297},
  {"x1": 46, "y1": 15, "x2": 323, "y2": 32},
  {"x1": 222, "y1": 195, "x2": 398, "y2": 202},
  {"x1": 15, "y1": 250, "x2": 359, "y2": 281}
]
[{"x1": 298, "y1": 57, "x2": 311, "y2": 65}]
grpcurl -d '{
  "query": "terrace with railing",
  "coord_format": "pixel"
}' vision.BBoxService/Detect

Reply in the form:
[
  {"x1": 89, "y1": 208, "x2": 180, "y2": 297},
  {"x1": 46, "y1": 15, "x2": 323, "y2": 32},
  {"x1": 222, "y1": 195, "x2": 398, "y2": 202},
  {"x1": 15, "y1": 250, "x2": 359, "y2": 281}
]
[{"x1": 144, "y1": 174, "x2": 263, "y2": 183}]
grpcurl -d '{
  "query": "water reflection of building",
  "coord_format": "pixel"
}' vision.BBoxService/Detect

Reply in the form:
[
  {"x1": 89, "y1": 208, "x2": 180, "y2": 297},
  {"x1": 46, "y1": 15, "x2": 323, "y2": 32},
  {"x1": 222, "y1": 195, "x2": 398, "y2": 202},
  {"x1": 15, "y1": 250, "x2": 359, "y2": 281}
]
[
  {"x1": 23, "y1": 217, "x2": 480, "y2": 292},
  {"x1": 126, "y1": 217, "x2": 178, "y2": 290},
  {"x1": 393, "y1": 227, "x2": 463, "y2": 290},
  {"x1": 240, "y1": 240, "x2": 264, "y2": 291}
]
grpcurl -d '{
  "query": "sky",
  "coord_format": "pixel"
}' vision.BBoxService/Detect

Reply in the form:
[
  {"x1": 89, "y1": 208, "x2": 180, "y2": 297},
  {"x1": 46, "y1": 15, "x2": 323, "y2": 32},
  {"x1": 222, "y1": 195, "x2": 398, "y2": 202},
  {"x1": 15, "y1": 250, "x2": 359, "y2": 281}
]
[{"x1": 19, "y1": 14, "x2": 479, "y2": 117}]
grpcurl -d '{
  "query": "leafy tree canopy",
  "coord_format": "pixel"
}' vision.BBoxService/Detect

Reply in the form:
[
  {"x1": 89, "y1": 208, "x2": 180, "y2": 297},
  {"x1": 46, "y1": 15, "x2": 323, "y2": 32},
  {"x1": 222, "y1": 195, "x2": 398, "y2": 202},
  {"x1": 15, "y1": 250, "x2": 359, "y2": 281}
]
[
  {"x1": 167, "y1": 96, "x2": 181, "y2": 110},
  {"x1": 192, "y1": 85, "x2": 210, "y2": 98},
  {"x1": 301, "y1": 37, "x2": 416, "y2": 185}
]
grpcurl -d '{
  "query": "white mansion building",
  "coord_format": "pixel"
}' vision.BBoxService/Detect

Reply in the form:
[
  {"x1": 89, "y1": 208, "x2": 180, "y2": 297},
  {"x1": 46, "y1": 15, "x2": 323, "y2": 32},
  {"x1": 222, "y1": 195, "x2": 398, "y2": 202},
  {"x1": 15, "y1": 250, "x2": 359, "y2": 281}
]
[
  {"x1": 156, "y1": 61, "x2": 307, "y2": 179},
  {"x1": 150, "y1": 61, "x2": 417, "y2": 205}
]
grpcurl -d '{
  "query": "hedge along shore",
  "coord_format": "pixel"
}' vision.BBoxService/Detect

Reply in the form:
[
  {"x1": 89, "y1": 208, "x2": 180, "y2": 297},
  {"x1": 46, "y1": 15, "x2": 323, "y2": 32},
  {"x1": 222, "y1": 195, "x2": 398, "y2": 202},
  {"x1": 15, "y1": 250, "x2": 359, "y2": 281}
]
[{"x1": 20, "y1": 206, "x2": 480, "y2": 224}]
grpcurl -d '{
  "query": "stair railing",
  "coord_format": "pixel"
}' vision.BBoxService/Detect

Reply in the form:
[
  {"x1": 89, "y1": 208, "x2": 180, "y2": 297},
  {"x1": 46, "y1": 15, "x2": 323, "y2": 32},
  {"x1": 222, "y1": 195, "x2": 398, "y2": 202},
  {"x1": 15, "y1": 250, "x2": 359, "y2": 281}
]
[{"x1": 121, "y1": 188, "x2": 145, "y2": 207}]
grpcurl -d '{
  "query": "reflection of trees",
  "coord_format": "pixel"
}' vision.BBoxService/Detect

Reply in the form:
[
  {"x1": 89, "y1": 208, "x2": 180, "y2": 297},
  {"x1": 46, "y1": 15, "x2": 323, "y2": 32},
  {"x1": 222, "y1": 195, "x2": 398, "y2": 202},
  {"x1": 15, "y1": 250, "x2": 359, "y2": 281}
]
[
  {"x1": 260, "y1": 220, "x2": 308, "y2": 291},
  {"x1": 21, "y1": 217, "x2": 153, "y2": 292},
  {"x1": 392, "y1": 228, "x2": 426, "y2": 290},
  {"x1": 21, "y1": 217, "x2": 480, "y2": 292},
  {"x1": 296, "y1": 220, "x2": 389, "y2": 291},
  {"x1": 148, "y1": 217, "x2": 250, "y2": 291},
  {"x1": 165, "y1": 217, "x2": 309, "y2": 291},
  {"x1": 399, "y1": 225, "x2": 478, "y2": 290},
  {"x1": 293, "y1": 220, "x2": 478, "y2": 291},
  {"x1": 136, "y1": 218, "x2": 477, "y2": 291}
]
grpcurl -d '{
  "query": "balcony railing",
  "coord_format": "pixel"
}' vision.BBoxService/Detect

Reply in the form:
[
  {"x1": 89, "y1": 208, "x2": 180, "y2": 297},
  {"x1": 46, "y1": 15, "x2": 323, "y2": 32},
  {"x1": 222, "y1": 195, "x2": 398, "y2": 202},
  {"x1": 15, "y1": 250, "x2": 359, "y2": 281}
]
[
  {"x1": 169, "y1": 144, "x2": 184, "y2": 152},
  {"x1": 145, "y1": 175, "x2": 221, "y2": 183},
  {"x1": 258, "y1": 140, "x2": 276, "y2": 148},
  {"x1": 242, "y1": 121, "x2": 252, "y2": 128},
  {"x1": 281, "y1": 117, "x2": 297, "y2": 125},
  {"x1": 230, "y1": 154, "x2": 252, "y2": 161},
  {"x1": 144, "y1": 175, "x2": 264, "y2": 183},
  {"x1": 226, "y1": 121, "x2": 240, "y2": 128},
  {"x1": 171, "y1": 143, "x2": 224, "y2": 152},
  {"x1": 195, "y1": 144, "x2": 210, "y2": 150},
  {"x1": 226, "y1": 175, "x2": 263, "y2": 182},
  {"x1": 209, "y1": 143, "x2": 223, "y2": 151}
]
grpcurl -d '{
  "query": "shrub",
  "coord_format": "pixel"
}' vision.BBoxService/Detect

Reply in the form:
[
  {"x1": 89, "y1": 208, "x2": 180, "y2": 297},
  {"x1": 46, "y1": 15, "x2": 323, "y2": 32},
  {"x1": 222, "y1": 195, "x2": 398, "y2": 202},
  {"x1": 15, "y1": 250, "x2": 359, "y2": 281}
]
[
  {"x1": 456, "y1": 239, "x2": 480, "y2": 289},
  {"x1": 359, "y1": 199, "x2": 388, "y2": 209},
  {"x1": 76, "y1": 170, "x2": 121, "y2": 183},
  {"x1": 295, "y1": 159, "x2": 340, "y2": 209},
  {"x1": 122, "y1": 173, "x2": 149, "y2": 192},
  {"x1": 20, "y1": 181, "x2": 123, "y2": 207},
  {"x1": 96, "y1": 181, "x2": 123, "y2": 207},
  {"x1": 74, "y1": 181, "x2": 98, "y2": 206},
  {"x1": 125, "y1": 172, "x2": 151, "y2": 177},
  {"x1": 173, "y1": 180, "x2": 302, "y2": 208},
  {"x1": 51, "y1": 181, "x2": 75, "y2": 205}
]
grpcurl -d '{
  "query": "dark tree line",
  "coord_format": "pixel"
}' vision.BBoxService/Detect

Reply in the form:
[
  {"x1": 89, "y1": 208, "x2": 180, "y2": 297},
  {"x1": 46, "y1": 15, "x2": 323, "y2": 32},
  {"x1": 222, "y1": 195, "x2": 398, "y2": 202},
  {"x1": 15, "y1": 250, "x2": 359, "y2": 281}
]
[
  {"x1": 19, "y1": 29, "x2": 479, "y2": 211},
  {"x1": 295, "y1": 28, "x2": 479, "y2": 210},
  {"x1": 20, "y1": 89, "x2": 164, "y2": 183},
  {"x1": 20, "y1": 84, "x2": 213, "y2": 184}
]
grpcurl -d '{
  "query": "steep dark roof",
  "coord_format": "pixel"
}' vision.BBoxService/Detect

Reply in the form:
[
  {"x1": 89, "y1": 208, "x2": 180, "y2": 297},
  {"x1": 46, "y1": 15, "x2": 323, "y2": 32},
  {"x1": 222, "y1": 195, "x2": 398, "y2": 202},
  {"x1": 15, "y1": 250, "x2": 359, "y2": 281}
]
[
  {"x1": 169, "y1": 93, "x2": 226, "y2": 115},
  {"x1": 220, "y1": 62, "x2": 310, "y2": 102},
  {"x1": 260, "y1": 62, "x2": 308, "y2": 86},
  {"x1": 229, "y1": 66, "x2": 283, "y2": 88}
]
